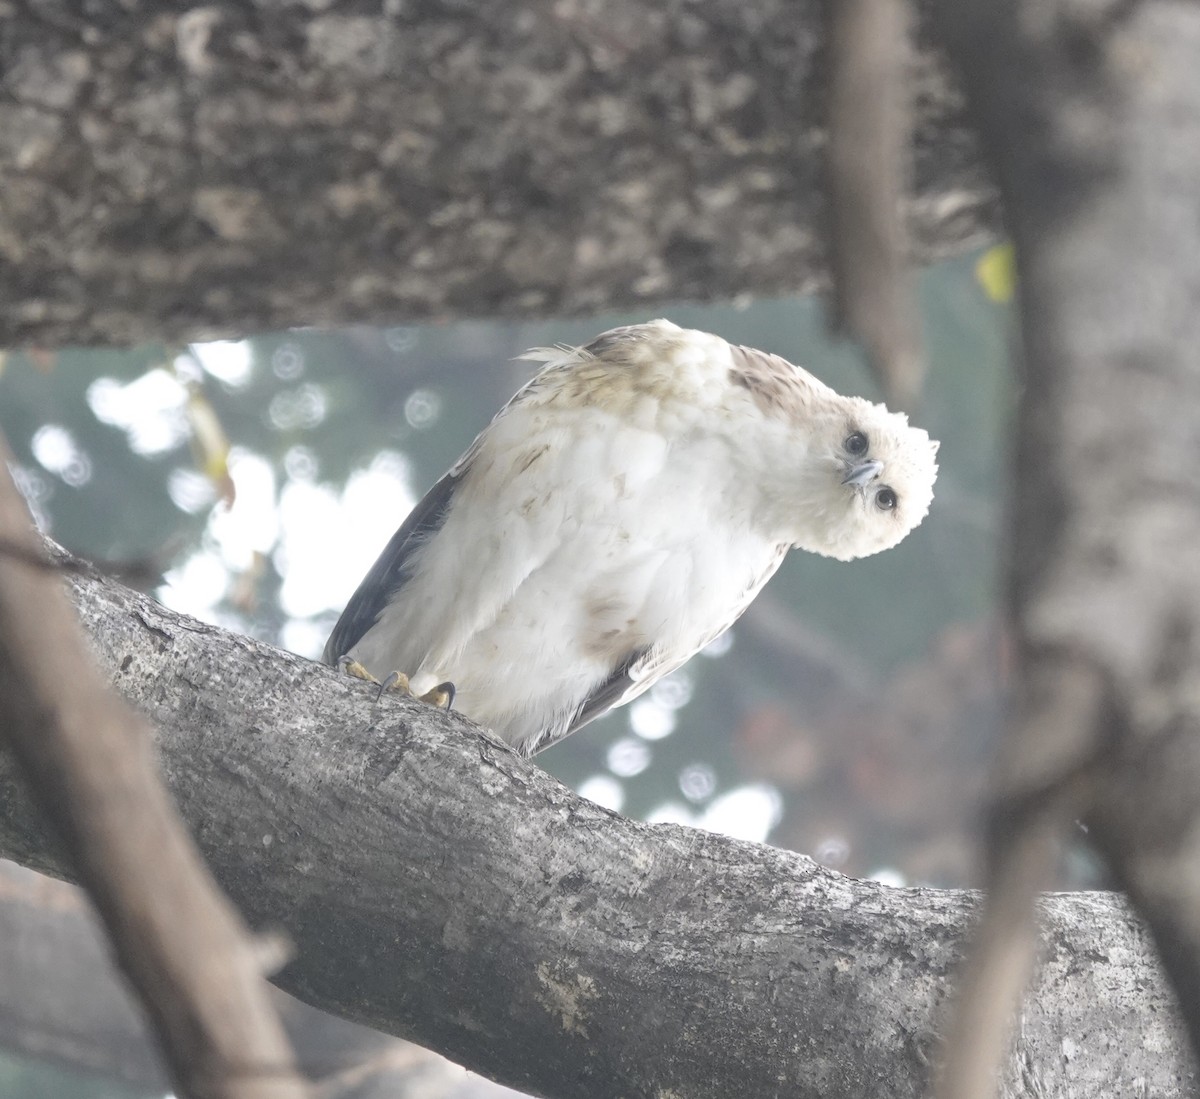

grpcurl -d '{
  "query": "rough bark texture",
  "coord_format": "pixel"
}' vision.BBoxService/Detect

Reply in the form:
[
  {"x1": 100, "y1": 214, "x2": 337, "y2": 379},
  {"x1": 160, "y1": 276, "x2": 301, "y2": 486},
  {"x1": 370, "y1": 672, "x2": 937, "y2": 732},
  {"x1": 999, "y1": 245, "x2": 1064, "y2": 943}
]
[
  {"x1": 932, "y1": 0, "x2": 1200, "y2": 1085},
  {"x1": 0, "y1": 563, "x2": 1191, "y2": 1099},
  {"x1": 0, "y1": 861, "x2": 520, "y2": 1098},
  {"x1": 0, "y1": 0, "x2": 993, "y2": 348}
]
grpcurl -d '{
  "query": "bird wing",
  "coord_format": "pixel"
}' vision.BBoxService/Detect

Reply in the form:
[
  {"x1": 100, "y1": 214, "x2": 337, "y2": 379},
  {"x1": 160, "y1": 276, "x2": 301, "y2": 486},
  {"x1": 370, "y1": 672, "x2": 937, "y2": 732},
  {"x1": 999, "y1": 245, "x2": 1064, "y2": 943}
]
[
  {"x1": 570, "y1": 647, "x2": 653, "y2": 733},
  {"x1": 514, "y1": 646, "x2": 658, "y2": 756},
  {"x1": 322, "y1": 465, "x2": 466, "y2": 666},
  {"x1": 558, "y1": 542, "x2": 791, "y2": 746},
  {"x1": 539, "y1": 645, "x2": 696, "y2": 755},
  {"x1": 320, "y1": 353, "x2": 572, "y2": 676}
]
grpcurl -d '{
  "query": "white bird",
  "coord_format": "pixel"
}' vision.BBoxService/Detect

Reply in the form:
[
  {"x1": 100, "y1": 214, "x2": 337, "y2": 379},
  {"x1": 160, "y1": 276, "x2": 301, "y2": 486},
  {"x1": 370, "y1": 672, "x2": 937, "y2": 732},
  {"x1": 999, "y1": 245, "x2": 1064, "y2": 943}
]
[{"x1": 325, "y1": 319, "x2": 938, "y2": 756}]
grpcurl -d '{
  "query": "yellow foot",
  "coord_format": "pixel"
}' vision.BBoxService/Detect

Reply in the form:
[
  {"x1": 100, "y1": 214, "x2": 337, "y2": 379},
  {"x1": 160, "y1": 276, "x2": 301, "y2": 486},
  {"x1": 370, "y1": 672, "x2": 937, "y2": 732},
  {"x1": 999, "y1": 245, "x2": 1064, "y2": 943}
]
[
  {"x1": 337, "y1": 658, "x2": 455, "y2": 710},
  {"x1": 338, "y1": 657, "x2": 378, "y2": 684},
  {"x1": 379, "y1": 671, "x2": 456, "y2": 709}
]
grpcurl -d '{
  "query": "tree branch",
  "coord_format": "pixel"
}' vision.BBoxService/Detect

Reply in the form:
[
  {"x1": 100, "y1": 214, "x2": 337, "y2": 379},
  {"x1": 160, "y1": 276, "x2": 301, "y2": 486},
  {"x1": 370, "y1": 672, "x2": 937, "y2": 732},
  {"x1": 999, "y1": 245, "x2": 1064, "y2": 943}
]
[
  {"x1": 0, "y1": 562, "x2": 1190, "y2": 1098},
  {"x1": 0, "y1": 444, "x2": 307, "y2": 1099},
  {"x1": 823, "y1": 0, "x2": 923, "y2": 406},
  {"x1": 931, "y1": 2, "x2": 1200, "y2": 1093},
  {"x1": 0, "y1": 0, "x2": 993, "y2": 348},
  {"x1": 0, "y1": 861, "x2": 518, "y2": 1099}
]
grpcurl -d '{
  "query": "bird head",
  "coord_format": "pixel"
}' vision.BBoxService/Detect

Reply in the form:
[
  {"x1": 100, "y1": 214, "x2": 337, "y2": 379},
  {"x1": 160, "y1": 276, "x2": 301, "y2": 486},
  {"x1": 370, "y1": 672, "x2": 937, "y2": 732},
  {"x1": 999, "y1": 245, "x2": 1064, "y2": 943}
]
[{"x1": 786, "y1": 395, "x2": 939, "y2": 562}]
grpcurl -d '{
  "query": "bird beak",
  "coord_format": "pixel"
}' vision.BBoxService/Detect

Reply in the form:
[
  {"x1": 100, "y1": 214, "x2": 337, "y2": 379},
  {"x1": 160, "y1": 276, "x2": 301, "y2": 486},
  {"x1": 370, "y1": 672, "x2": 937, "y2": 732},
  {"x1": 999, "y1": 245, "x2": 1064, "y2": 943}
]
[{"x1": 842, "y1": 459, "x2": 883, "y2": 488}]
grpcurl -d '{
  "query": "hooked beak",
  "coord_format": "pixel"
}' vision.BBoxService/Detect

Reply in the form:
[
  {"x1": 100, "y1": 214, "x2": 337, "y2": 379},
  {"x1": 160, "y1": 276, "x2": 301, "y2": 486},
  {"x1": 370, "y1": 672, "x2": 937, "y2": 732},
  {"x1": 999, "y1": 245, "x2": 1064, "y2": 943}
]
[{"x1": 842, "y1": 458, "x2": 883, "y2": 488}]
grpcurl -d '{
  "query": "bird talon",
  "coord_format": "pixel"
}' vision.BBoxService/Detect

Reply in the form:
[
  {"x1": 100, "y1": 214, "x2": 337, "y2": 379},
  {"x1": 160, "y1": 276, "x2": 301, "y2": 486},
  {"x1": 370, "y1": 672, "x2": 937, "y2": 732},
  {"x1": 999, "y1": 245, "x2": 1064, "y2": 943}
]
[
  {"x1": 337, "y1": 658, "x2": 450, "y2": 710},
  {"x1": 420, "y1": 681, "x2": 456, "y2": 710},
  {"x1": 338, "y1": 656, "x2": 379, "y2": 683},
  {"x1": 337, "y1": 656, "x2": 414, "y2": 698},
  {"x1": 377, "y1": 670, "x2": 413, "y2": 699}
]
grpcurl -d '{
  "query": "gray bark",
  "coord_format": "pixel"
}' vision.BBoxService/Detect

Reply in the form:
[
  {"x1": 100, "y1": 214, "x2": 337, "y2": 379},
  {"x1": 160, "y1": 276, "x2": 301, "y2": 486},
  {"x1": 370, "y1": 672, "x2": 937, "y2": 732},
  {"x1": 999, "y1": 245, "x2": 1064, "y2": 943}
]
[
  {"x1": 0, "y1": 861, "x2": 520, "y2": 1098},
  {"x1": 929, "y1": 0, "x2": 1200, "y2": 1090},
  {"x1": 0, "y1": 0, "x2": 993, "y2": 348},
  {"x1": 0, "y1": 561, "x2": 1191, "y2": 1099}
]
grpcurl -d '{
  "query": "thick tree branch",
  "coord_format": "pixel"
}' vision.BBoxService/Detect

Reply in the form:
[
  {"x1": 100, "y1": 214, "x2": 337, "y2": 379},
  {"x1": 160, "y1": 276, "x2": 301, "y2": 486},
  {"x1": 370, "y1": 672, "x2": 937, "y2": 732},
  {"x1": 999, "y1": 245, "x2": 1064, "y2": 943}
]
[
  {"x1": 0, "y1": 861, "x2": 518, "y2": 1099},
  {"x1": 0, "y1": 563, "x2": 1191, "y2": 1098},
  {"x1": 0, "y1": 0, "x2": 993, "y2": 347}
]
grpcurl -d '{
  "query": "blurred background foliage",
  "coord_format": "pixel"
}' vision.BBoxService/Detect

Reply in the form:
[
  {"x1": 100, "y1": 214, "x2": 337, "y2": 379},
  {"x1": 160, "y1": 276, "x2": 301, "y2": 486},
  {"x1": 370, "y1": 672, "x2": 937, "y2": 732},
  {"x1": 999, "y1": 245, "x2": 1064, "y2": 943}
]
[{"x1": 2, "y1": 247, "x2": 1095, "y2": 1097}]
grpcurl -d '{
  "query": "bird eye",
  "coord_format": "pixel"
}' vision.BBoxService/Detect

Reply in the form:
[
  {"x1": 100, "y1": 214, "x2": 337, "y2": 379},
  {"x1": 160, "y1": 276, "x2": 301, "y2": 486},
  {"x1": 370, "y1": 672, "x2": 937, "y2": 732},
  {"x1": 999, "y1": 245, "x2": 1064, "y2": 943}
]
[
  {"x1": 845, "y1": 431, "x2": 869, "y2": 456},
  {"x1": 876, "y1": 487, "x2": 898, "y2": 512}
]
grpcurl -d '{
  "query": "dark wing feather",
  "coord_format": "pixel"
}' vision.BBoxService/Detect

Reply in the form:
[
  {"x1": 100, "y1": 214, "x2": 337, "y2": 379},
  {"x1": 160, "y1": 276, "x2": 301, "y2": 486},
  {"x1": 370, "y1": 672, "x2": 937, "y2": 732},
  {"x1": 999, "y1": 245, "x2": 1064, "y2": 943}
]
[
  {"x1": 522, "y1": 649, "x2": 649, "y2": 757},
  {"x1": 322, "y1": 467, "x2": 464, "y2": 665},
  {"x1": 567, "y1": 647, "x2": 652, "y2": 736}
]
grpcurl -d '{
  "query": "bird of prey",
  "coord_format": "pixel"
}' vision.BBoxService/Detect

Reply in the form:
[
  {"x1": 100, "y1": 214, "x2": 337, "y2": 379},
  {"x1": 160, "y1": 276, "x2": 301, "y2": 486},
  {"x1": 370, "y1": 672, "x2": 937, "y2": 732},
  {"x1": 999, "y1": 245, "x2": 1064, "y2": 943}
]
[{"x1": 325, "y1": 319, "x2": 938, "y2": 756}]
